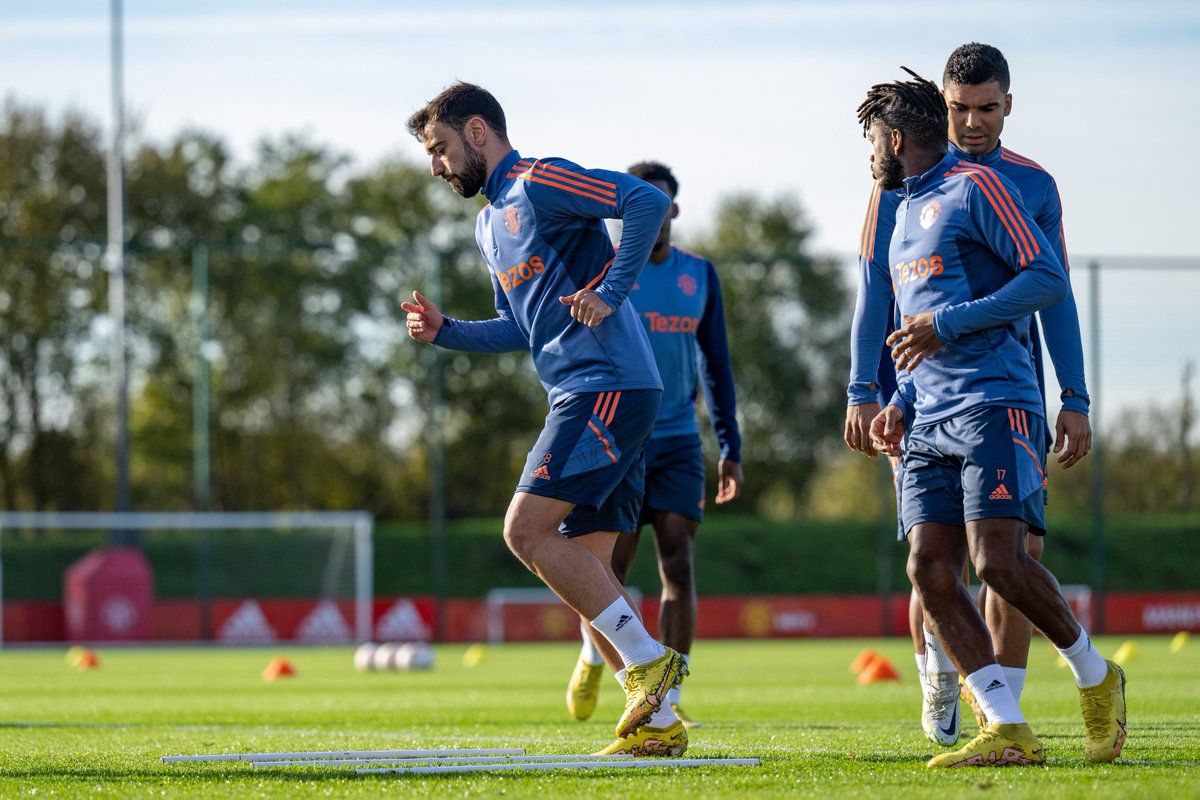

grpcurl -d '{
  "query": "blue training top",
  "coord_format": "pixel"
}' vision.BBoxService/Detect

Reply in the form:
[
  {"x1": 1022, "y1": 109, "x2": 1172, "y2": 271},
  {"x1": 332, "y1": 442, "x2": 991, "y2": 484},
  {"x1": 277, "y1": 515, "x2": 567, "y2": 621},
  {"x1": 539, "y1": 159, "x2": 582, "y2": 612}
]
[
  {"x1": 887, "y1": 150, "x2": 1068, "y2": 426},
  {"x1": 849, "y1": 142, "x2": 1089, "y2": 428},
  {"x1": 629, "y1": 245, "x2": 742, "y2": 463},
  {"x1": 434, "y1": 150, "x2": 670, "y2": 405}
]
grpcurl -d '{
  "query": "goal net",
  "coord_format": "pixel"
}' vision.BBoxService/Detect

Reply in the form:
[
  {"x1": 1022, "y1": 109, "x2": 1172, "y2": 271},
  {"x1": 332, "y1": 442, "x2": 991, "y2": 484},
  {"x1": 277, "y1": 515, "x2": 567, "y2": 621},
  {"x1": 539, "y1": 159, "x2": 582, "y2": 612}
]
[{"x1": 0, "y1": 511, "x2": 372, "y2": 647}]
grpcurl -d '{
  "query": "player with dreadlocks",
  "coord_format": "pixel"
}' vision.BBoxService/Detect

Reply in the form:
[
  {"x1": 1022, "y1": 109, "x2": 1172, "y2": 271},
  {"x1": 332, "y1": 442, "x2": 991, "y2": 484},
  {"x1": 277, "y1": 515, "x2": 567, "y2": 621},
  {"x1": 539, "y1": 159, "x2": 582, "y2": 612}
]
[
  {"x1": 847, "y1": 45, "x2": 1107, "y2": 756},
  {"x1": 856, "y1": 68, "x2": 1127, "y2": 767}
]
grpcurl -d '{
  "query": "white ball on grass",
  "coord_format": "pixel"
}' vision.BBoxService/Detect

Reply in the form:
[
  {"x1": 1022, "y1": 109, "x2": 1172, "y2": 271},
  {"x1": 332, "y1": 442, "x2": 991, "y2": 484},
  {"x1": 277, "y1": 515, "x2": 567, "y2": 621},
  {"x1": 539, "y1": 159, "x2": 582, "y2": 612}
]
[{"x1": 353, "y1": 643, "x2": 378, "y2": 672}]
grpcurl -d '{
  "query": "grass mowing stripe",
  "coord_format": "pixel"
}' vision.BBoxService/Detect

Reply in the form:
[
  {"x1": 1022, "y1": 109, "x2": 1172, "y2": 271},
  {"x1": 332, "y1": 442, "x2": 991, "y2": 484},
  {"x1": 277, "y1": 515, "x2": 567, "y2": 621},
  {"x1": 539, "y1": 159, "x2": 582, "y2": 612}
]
[{"x1": 0, "y1": 637, "x2": 1196, "y2": 798}]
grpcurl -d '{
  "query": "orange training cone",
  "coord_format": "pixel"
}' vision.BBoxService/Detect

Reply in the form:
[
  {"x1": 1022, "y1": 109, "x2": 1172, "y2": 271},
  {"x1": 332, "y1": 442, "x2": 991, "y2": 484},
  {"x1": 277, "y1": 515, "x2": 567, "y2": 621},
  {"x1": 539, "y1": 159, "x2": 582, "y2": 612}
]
[
  {"x1": 75, "y1": 649, "x2": 100, "y2": 670},
  {"x1": 262, "y1": 656, "x2": 296, "y2": 681},
  {"x1": 850, "y1": 648, "x2": 879, "y2": 674},
  {"x1": 857, "y1": 656, "x2": 900, "y2": 684}
]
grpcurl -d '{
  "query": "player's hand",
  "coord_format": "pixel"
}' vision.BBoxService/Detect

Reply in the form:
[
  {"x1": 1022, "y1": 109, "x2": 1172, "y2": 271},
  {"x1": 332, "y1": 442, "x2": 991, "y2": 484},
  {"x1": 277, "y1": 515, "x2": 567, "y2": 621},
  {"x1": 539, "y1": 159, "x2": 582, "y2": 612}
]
[
  {"x1": 869, "y1": 405, "x2": 906, "y2": 457},
  {"x1": 1053, "y1": 409, "x2": 1092, "y2": 469},
  {"x1": 715, "y1": 459, "x2": 743, "y2": 504},
  {"x1": 887, "y1": 312, "x2": 940, "y2": 371},
  {"x1": 845, "y1": 401, "x2": 882, "y2": 457},
  {"x1": 559, "y1": 288, "x2": 613, "y2": 327},
  {"x1": 400, "y1": 290, "x2": 443, "y2": 344}
]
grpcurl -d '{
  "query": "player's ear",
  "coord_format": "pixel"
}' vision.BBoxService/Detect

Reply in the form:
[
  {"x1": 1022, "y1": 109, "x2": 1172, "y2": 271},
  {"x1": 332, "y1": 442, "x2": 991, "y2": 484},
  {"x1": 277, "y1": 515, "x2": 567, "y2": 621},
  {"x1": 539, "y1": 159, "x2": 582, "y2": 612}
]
[
  {"x1": 890, "y1": 127, "x2": 903, "y2": 155},
  {"x1": 670, "y1": 202, "x2": 680, "y2": 220},
  {"x1": 1003, "y1": 93, "x2": 1013, "y2": 117},
  {"x1": 466, "y1": 116, "x2": 487, "y2": 146}
]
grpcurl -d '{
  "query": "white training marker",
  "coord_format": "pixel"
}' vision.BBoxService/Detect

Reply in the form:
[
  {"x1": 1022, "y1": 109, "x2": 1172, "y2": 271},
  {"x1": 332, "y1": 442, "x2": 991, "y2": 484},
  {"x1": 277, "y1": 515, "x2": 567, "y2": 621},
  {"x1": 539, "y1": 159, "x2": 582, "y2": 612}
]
[
  {"x1": 162, "y1": 747, "x2": 525, "y2": 764},
  {"x1": 254, "y1": 754, "x2": 637, "y2": 768},
  {"x1": 358, "y1": 757, "x2": 762, "y2": 775}
]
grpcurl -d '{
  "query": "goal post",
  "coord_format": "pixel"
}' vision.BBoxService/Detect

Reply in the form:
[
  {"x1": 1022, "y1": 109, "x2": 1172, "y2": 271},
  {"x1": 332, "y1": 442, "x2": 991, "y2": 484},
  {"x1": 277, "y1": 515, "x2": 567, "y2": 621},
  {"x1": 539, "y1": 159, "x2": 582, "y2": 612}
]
[{"x1": 0, "y1": 511, "x2": 373, "y2": 648}]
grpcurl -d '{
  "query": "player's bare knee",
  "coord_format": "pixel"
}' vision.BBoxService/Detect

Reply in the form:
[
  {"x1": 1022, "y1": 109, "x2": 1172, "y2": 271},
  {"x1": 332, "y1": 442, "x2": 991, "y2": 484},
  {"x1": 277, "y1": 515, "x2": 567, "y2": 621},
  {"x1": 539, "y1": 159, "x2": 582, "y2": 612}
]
[
  {"x1": 974, "y1": 557, "x2": 1021, "y2": 595},
  {"x1": 906, "y1": 554, "x2": 960, "y2": 598},
  {"x1": 501, "y1": 521, "x2": 542, "y2": 569}
]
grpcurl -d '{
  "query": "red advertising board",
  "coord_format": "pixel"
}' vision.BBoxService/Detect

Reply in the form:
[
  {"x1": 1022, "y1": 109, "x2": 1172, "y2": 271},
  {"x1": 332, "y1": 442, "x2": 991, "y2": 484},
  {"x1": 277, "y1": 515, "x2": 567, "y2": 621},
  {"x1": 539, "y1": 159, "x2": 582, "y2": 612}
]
[{"x1": 6, "y1": 590, "x2": 1199, "y2": 643}]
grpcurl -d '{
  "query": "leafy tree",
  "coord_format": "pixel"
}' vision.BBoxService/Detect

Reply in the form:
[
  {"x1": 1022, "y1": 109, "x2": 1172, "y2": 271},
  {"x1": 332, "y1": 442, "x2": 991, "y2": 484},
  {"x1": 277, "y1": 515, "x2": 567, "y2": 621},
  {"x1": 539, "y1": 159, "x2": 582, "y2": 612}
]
[
  {"x1": 0, "y1": 100, "x2": 109, "y2": 509},
  {"x1": 685, "y1": 194, "x2": 851, "y2": 518}
]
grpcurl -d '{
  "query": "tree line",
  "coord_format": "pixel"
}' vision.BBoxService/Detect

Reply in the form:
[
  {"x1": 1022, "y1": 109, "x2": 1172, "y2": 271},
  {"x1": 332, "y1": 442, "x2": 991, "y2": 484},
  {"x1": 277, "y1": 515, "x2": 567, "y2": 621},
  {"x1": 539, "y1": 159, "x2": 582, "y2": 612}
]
[{"x1": 0, "y1": 99, "x2": 851, "y2": 519}]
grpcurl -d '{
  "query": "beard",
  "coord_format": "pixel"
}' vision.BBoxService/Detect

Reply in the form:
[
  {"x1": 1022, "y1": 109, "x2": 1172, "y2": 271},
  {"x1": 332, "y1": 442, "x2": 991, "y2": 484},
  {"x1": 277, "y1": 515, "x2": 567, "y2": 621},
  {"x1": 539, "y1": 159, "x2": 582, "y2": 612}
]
[
  {"x1": 875, "y1": 148, "x2": 906, "y2": 191},
  {"x1": 448, "y1": 143, "x2": 489, "y2": 198}
]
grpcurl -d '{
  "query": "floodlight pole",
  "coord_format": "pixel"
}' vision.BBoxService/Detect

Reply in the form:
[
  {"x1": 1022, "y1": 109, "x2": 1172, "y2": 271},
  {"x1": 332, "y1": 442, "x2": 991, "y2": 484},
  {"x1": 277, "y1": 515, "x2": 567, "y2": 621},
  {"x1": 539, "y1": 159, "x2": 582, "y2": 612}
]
[
  {"x1": 430, "y1": 250, "x2": 447, "y2": 642},
  {"x1": 107, "y1": 0, "x2": 133, "y2": 522},
  {"x1": 1088, "y1": 260, "x2": 1105, "y2": 633}
]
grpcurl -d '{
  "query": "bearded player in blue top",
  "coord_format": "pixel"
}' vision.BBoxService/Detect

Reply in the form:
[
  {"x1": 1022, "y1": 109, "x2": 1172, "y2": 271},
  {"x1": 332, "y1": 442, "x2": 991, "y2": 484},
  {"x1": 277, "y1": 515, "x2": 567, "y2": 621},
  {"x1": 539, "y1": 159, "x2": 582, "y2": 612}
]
[
  {"x1": 401, "y1": 82, "x2": 687, "y2": 754},
  {"x1": 846, "y1": 44, "x2": 1094, "y2": 748},
  {"x1": 857, "y1": 68, "x2": 1126, "y2": 767},
  {"x1": 566, "y1": 162, "x2": 743, "y2": 751}
]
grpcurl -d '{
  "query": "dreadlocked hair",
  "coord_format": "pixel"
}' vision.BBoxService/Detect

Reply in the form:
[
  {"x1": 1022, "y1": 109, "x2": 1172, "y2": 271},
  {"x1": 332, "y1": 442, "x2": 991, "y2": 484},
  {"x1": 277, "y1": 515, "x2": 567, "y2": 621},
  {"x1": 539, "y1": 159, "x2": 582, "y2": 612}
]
[{"x1": 856, "y1": 66, "x2": 948, "y2": 151}]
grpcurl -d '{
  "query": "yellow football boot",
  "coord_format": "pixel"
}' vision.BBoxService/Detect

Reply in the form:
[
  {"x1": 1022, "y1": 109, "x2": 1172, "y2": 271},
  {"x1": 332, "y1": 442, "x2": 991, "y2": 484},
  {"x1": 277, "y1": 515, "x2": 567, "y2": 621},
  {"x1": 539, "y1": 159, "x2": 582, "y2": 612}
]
[
  {"x1": 959, "y1": 675, "x2": 988, "y2": 731},
  {"x1": 615, "y1": 648, "x2": 688, "y2": 737},
  {"x1": 1079, "y1": 660, "x2": 1127, "y2": 763},
  {"x1": 566, "y1": 657, "x2": 605, "y2": 721},
  {"x1": 593, "y1": 719, "x2": 688, "y2": 757},
  {"x1": 926, "y1": 722, "x2": 1045, "y2": 768}
]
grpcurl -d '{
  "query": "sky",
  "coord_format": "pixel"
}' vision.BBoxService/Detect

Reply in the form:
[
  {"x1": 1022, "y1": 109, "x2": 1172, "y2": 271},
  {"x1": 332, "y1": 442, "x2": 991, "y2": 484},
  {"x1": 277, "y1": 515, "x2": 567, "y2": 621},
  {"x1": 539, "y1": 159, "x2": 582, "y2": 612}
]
[{"x1": 2, "y1": 0, "x2": 1198, "y2": 422}]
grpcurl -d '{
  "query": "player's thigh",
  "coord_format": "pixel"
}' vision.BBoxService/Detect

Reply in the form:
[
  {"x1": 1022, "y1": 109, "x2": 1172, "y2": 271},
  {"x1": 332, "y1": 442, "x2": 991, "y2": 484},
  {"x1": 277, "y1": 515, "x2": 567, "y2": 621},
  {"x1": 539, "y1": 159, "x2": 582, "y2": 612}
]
[
  {"x1": 955, "y1": 406, "x2": 1047, "y2": 532},
  {"x1": 641, "y1": 435, "x2": 706, "y2": 525},
  {"x1": 899, "y1": 423, "x2": 965, "y2": 536}
]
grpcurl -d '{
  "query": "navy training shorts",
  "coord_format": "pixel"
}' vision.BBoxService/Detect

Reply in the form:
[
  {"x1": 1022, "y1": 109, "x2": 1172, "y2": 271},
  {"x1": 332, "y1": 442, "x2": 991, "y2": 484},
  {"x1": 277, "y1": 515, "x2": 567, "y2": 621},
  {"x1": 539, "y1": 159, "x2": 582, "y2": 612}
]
[{"x1": 516, "y1": 388, "x2": 661, "y2": 538}]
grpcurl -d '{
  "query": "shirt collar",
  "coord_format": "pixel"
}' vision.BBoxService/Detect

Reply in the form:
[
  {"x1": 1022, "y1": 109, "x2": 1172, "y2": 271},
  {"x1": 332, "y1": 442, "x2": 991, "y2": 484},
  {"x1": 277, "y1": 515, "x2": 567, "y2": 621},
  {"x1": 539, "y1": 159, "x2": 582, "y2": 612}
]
[
  {"x1": 484, "y1": 149, "x2": 523, "y2": 204},
  {"x1": 948, "y1": 139, "x2": 1003, "y2": 166},
  {"x1": 903, "y1": 150, "x2": 959, "y2": 194}
]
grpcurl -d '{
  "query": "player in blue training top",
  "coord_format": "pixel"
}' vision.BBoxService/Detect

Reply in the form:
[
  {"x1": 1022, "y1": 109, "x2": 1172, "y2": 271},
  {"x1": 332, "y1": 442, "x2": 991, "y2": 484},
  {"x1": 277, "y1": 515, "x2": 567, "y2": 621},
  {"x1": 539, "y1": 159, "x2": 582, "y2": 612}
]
[
  {"x1": 565, "y1": 162, "x2": 743, "y2": 743},
  {"x1": 845, "y1": 43, "x2": 1094, "y2": 748},
  {"x1": 857, "y1": 69, "x2": 1126, "y2": 768},
  {"x1": 401, "y1": 82, "x2": 687, "y2": 753}
]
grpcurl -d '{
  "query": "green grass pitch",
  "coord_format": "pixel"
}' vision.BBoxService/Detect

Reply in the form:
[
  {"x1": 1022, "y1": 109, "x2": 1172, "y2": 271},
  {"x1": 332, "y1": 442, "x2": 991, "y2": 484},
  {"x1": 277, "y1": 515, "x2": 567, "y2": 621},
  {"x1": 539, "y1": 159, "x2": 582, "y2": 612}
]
[{"x1": 2, "y1": 636, "x2": 1197, "y2": 798}]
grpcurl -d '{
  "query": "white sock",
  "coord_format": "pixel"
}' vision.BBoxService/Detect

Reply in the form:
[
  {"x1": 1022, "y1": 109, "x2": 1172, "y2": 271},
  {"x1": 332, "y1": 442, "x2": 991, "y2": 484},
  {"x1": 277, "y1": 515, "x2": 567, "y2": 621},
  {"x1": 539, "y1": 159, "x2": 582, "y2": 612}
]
[
  {"x1": 666, "y1": 653, "x2": 689, "y2": 705},
  {"x1": 578, "y1": 621, "x2": 605, "y2": 667},
  {"x1": 590, "y1": 598, "x2": 665, "y2": 669},
  {"x1": 965, "y1": 664, "x2": 1024, "y2": 725},
  {"x1": 914, "y1": 651, "x2": 927, "y2": 685},
  {"x1": 1001, "y1": 666, "x2": 1027, "y2": 703},
  {"x1": 614, "y1": 668, "x2": 627, "y2": 686},
  {"x1": 1055, "y1": 628, "x2": 1109, "y2": 688},
  {"x1": 647, "y1": 701, "x2": 679, "y2": 728},
  {"x1": 924, "y1": 625, "x2": 957, "y2": 674}
]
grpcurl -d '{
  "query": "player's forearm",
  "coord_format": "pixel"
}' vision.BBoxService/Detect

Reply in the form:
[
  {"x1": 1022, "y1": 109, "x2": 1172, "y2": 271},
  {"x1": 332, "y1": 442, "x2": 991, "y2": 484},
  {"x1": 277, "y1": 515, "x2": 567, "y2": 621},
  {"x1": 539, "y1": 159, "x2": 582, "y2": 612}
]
[
  {"x1": 848, "y1": 277, "x2": 894, "y2": 404},
  {"x1": 933, "y1": 255, "x2": 1067, "y2": 342},
  {"x1": 593, "y1": 184, "x2": 670, "y2": 309},
  {"x1": 433, "y1": 316, "x2": 527, "y2": 353},
  {"x1": 1037, "y1": 291, "x2": 1090, "y2": 414}
]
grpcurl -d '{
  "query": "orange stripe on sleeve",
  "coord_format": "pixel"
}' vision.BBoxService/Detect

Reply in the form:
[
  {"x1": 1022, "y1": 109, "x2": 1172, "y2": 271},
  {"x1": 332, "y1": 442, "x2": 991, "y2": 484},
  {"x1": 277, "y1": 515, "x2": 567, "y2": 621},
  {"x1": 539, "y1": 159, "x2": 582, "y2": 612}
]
[
  {"x1": 532, "y1": 161, "x2": 618, "y2": 193},
  {"x1": 527, "y1": 164, "x2": 617, "y2": 200},
  {"x1": 510, "y1": 173, "x2": 618, "y2": 206},
  {"x1": 958, "y1": 171, "x2": 1030, "y2": 267},
  {"x1": 859, "y1": 184, "x2": 881, "y2": 260},
  {"x1": 963, "y1": 165, "x2": 1041, "y2": 264},
  {"x1": 952, "y1": 166, "x2": 1035, "y2": 266},
  {"x1": 952, "y1": 165, "x2": 1036, "y2": 262}
]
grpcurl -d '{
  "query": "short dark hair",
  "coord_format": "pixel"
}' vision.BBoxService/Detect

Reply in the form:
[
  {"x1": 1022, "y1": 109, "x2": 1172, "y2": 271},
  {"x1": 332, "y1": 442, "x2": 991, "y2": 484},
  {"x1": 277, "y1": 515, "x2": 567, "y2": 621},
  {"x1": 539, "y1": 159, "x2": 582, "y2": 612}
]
[
  {"x1": 856, "y1": 67, "x2": 948, "y2": 151},
  {"x1": 406, "y1": 82, "x2": 508, "y2": 142},
  {"x1": 627, "y1": 161, "x2": 678, "y2": 198},
  {"x1": 943, "y1": 43, "x2": 1011, "y2": 92}
]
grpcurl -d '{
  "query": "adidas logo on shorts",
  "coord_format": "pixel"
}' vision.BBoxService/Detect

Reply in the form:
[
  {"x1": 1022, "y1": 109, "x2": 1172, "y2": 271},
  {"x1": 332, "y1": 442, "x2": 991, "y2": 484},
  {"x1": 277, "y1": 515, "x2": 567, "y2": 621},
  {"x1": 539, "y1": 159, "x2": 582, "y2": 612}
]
[{"x1": 989, "y1": 483, "x2": 1013, "y2": 501}]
